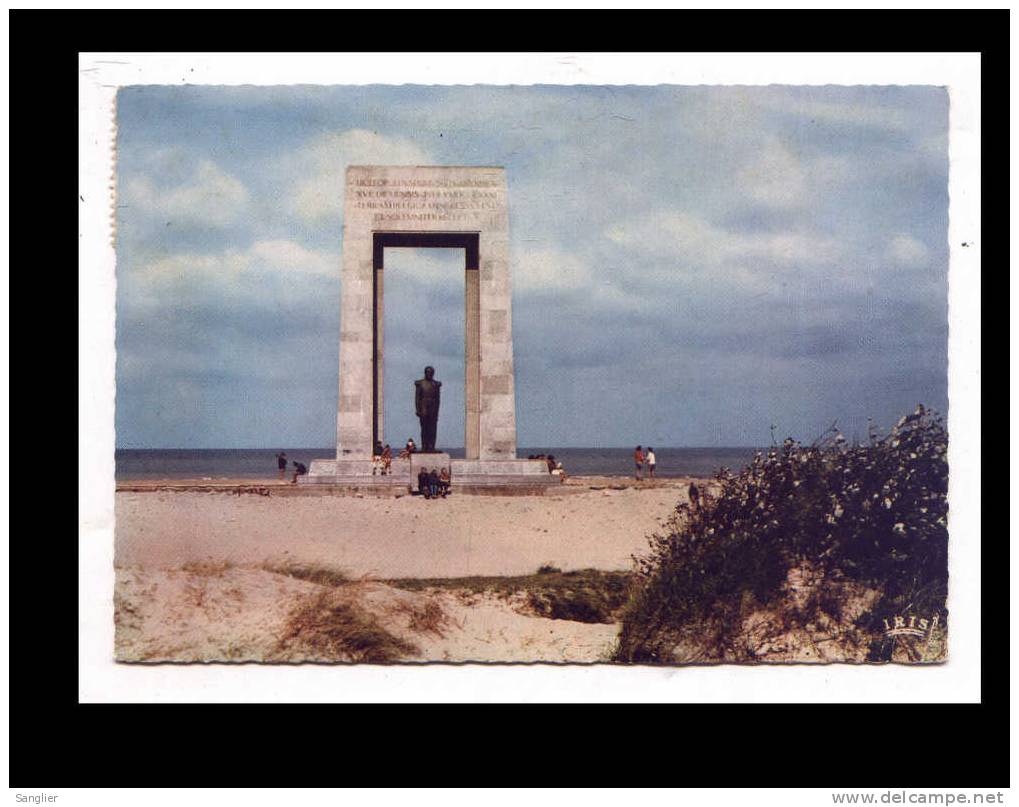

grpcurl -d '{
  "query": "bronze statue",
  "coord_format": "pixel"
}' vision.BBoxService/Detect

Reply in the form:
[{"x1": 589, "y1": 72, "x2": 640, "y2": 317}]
[{"x1": 414, "y1": 366, "x2": 442, "y2": 452}]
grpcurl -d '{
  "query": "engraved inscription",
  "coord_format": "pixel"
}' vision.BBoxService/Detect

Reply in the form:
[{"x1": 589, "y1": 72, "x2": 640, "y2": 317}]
[{"x1": 349, "y1": 176, "x2": 504, "y2": 223}]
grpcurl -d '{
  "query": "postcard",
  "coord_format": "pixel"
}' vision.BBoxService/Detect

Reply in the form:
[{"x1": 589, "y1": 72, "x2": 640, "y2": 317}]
[{"x1": 78, "y1": 54, "x2": 981, "y2": 700}]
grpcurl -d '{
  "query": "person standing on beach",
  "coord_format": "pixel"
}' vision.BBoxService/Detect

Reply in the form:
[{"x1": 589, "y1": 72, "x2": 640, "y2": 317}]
[
  {"x1": 276, "y1": 452, "x2": 287, "y2": 480},
  {"x1": 634, "y1": 446, "x2": 644, "y2": 480},
  {"x1": 291, "y1": 460, "x2": 307, "y2": 484},
  {"x1": 646, "y1": 447, "x2": 657, "y2": 479},
  {"x1": 688, "y1": 481, "x2": 700, "y2": 510}
]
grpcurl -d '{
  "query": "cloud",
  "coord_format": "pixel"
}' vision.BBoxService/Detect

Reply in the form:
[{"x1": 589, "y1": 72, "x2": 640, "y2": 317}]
[
  {"x1": 379, "y1": 244, "x2": 627, "y2": 303},
  {"x1": 513, "y1": 248, "x2": 591, "y2": 292},
  {"x1": 140, "y1": 240, "x2": 338, "y2": 283},
  {"x1": 736, "y1": 140, "x2": 849, "y2": 210},
  {"x1": 286, "y1": 129, "x2": 432, "y2": 224},
  {"x1": 123, "y1": 159, "x2": 249, "y2": 227},
  {"x1": 606, "y1": 211, "x2": 843, "y2": 273},
  {"x1": 122, "y1": 240, "x2": 340, "y2": 317},
  {"x1": 117, "y1": 242, "x2": 342, "y2": 394},
  {"x1": 757, "y1": 93, "x2": 918, "y2": 133},
  {"x1": 248, "y1": 240, "x2": 339, "y2": 276},
  {"x1": 887, "y1": 234, "x2": 930, "y2": 267}
]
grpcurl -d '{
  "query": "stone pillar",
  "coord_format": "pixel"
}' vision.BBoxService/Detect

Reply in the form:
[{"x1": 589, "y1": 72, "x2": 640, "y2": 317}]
[
  {"x1": 374, "y1": 264, "x2": 384, "y2": 447},
  {"x1": 464, "y1": 267, "x2": 481, "y2": 459},
  {"x1": 335, "y1": 219, "x2": 375, "y2": 461},
  {"x1": 478, "y1": 230, "x2": 517, "y2": 460}
]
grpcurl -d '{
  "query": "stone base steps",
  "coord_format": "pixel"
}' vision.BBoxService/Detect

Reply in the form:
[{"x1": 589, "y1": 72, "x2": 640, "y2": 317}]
[
  {"x1": 301, "y1": 456, "x2": 560, "y2": 494},
  {"x1": 299, "y1": 475, "x2": 559, "y2": 489},
  {"x1": 298, "y1": 470, "x2": 560, "y2": 495},
  {"x1": 299, "y1": 476, "x2": 410, "y2": 487},
  {"x1": 449, "y1": 474, "x2": 559, "y2": 487},
  {"x1": 453, "y1": 483, "x2": 561, "y2": 496}
]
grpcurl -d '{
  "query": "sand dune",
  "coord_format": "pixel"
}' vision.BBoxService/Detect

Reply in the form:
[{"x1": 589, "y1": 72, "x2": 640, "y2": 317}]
[{"x1": 116, "y1": 566, "x2": 620, "y2": 664}]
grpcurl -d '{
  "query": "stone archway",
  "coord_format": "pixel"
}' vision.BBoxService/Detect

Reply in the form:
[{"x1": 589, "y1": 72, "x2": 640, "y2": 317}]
[
  {"x1": 306, "y1": 166, "x2": 551, "y2": 488},
  {"x1": 370, "y1": 231, "x2": 481, "y2": 459}
]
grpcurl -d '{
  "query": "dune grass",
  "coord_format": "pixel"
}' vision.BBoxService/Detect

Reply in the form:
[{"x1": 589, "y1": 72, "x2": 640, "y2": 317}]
[
  {"x1": 263, "y1": 557, "x2": 634, "y2": 626},
  {"x1": 277, "y1": 591, "x2": 419, "y2": 663},
  {"x1": 262, "y1": 561, "x2": 350, "y2": 588},
  {"x1": 388, "y1": 567, "x2": 633, "y2": 624},
  {"x1": 180, "y1": 560, "x2": 233, "y2": 577}
]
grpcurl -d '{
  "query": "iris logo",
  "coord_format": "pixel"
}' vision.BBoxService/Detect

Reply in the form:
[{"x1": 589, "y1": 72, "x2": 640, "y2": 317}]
[
  {"x1": 882, "y1": 613, "x2": 938, "y2": 638},
  {"x1": 876, "y1": 612, "x2": 942, "y2": 662}
]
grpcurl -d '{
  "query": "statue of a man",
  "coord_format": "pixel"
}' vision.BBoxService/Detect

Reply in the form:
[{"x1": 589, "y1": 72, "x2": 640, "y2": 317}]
[{"x1": 414, "y1": 366, "x2": 442, "y2": 452}]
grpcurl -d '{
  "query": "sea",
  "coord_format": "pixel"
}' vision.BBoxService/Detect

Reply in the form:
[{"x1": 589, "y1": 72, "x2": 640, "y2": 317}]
[{"x1": 115, "y1": 447, "x2": 765, "y2": 481}]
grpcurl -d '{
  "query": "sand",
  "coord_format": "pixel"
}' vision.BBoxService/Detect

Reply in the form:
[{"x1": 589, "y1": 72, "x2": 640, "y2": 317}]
[
  {"x1": 115, "y1": 478, "x2": 693, "y2": 579},
  {"x1": 113, "y1": 478, "x2": 694, "y2": 663},
  {"x1": 116, "y1": 566, "x2": 620, "y2": 663}
]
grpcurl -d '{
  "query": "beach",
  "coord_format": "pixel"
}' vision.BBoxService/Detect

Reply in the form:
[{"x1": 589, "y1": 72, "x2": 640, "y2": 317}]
[
  {"x1": 114, "y1": 476, "x2": 697, "y2": 663},
  {"x1": 115, "y1": 476, "x2": 691, "y2": 577}
]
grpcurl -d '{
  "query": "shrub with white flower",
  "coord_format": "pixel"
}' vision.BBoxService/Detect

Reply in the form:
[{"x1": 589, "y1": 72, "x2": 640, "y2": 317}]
[{"x1": 615, "y1": 405, "x2": 948, "y2": 664}]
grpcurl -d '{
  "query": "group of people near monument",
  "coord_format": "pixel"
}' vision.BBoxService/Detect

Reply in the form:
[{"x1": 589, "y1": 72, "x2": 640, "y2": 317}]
[
  {"x1": 417, "y1": 467, "x2": 451, "y2": 499},
  {"x1": 372, "y1": 439, "x2": 451, "y2": 497},
  {"x1": 633, "y1": 446, "x2": 657, "y2": 480},
  {"x1": 372, "y1": 441, "x2": 394, "y2": 475},
  {"x1": 526, "y1": 453, "x2": 568, "y2": 482},
  {"x1": 275, "y1": 452, "x2": 308, "y2": 483}
]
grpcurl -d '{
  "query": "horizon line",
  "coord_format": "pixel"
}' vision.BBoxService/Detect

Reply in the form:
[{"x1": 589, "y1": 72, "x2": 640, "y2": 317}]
[{"x1": 115, "y1": 444, "x2": 771, "y2": 451}]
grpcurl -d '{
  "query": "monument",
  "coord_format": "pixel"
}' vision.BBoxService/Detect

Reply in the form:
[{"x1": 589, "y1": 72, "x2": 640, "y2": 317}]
[{"x1": 305, "y1": 165, "x2": 554, "y2": 490}]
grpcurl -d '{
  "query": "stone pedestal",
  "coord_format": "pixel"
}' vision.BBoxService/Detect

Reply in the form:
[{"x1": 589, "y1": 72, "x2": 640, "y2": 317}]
[
  {"x1": 410, "y1": 452, "x2": 451, "y2": 477},
  {"x1": 450, "y1": 458, "x2": 553, "y2": 485},
  {"x1": 302, "y1": 455, "x2": 558, "y2": 492},
  {"x1": 303, "y1": 457, "x2": 411, "y2": 488}
]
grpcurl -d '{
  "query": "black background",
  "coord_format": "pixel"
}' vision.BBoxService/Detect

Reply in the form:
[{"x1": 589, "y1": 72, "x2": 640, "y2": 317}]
[{"x1": 9, "y1": 9, "x2": 1005, "y2": 787}]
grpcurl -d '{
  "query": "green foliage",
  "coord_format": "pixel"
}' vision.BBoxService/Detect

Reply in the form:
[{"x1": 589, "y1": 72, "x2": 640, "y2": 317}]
[
  {"x1": 389, "y1": 569, "x2": 633, "y2": 624},
  {"x1": 615, "y1": 405, "x2": 949, "y2": 663},
  {"x1": 526, "y1": 574, "x2": 630, "y2": 624}
]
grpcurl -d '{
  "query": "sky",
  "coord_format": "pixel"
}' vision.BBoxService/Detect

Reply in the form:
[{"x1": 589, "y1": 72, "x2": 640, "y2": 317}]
[{"x1": 114, "y1": 84, "x2": 949, "y2": 449}]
